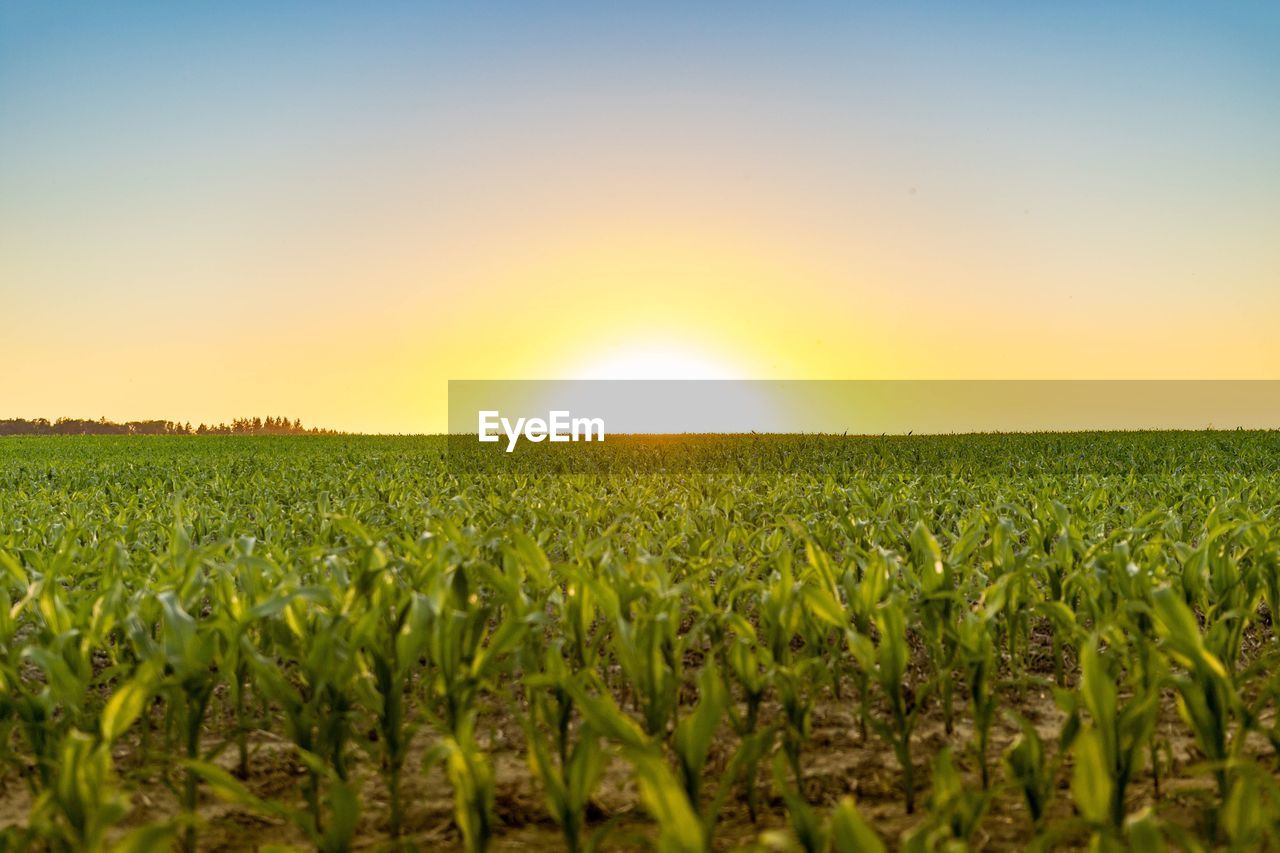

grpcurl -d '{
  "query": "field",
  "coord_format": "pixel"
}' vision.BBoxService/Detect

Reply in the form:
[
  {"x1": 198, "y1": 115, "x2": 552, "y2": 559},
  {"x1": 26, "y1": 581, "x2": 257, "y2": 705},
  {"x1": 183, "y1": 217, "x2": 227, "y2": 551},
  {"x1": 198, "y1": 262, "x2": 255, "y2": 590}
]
[{"x1": 3, "y1": 433, "x2": 1280, "y2": 852}]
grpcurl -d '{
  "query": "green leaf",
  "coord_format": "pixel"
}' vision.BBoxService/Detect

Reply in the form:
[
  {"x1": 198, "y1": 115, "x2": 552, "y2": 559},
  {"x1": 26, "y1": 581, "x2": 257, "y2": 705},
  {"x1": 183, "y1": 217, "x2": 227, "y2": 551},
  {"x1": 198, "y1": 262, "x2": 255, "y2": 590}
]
[
  {"x1": 101, "y1": 663, "x2": 158, "y2": 743},
  {"x1": 186, "y1": 760, "x2": 287, "y2": 818},
  {"x1": 322, "y1": 780, "x2": 360, "y2": 853},
  {"x1": 1124, "y1": 807, "x2": 1166, "y2": 852},
  {"x1": 566, "y1": 684, "x2": 650, "y2": 751},
  {"x1": 673, "y1": 663, "x2": 727, "y2": 804},
  {"x1": 1222, "y1": 774, "x2": 1261, "y2": 846},
  {"x1": 802, "y1": 585, "x2": 847, "y2": 629},
  {"x1": 629, "y1": 750, "x2": 705, "y2": 853},
  {"x1": 110, "y1": 821, "x2": 180, "y2": 853},
  {"x1": 1071, "y1": 729, "x2": 1112, "y2": 825},
  {"x1": 829, "y1": 797, "x2": 885, "y2": 853}
]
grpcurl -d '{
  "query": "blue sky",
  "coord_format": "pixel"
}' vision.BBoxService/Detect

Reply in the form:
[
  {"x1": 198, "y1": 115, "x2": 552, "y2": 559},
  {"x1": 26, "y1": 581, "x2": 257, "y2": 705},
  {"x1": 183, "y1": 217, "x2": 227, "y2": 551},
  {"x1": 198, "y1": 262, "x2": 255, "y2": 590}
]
[{"x1": 2, "y1": 2, "x2": 1277, "y2": 430}]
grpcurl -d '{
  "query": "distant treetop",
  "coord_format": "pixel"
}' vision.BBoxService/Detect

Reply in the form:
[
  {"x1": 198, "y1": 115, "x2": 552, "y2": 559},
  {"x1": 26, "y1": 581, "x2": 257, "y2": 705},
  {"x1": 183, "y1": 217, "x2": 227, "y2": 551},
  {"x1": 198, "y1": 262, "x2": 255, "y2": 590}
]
[{"x1": 0, "y1": 416, "x2": 340, "y2": 436}]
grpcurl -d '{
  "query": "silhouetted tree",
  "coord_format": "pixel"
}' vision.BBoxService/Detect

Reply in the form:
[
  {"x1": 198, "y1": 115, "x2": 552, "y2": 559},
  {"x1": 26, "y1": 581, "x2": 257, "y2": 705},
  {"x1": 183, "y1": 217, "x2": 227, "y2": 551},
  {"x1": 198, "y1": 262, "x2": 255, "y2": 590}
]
[{"x1": 0, "y1": 417, "x2": 339, "y2": 436}]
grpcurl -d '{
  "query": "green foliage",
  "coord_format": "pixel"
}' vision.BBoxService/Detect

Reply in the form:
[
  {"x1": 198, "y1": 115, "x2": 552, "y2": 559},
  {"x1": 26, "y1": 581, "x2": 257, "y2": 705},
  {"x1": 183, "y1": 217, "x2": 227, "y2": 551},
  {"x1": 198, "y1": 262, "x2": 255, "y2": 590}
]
[
  {"x1": 1002, "y1": 713, "x2": 1054, "y2": 831},
  {"x1": 29, "y1": 731, "x2": 130, "y2": 852},
  {"x1": 1067, "y1": 638, "x2": 1159, "y2": 832},
  {"x1": 903, "y1": 748, "x2": 990, "y2": 852},
  {"x1": 2, "y1": 432, "x2": 1280, "y2": 851},
  {"x1": 866, "y1": 596, "x2": 922, "y2": 813},
  {"x1": 428, "y1": 726, "x2": 496, "y2": 853}
]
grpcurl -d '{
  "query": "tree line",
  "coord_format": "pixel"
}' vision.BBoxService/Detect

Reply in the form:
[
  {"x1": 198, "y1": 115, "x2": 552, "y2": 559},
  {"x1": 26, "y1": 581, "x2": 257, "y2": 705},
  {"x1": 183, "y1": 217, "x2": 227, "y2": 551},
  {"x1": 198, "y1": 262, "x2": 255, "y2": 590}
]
[{"x1": 0, "y1": 416, "x2": 340, "y2": 436}]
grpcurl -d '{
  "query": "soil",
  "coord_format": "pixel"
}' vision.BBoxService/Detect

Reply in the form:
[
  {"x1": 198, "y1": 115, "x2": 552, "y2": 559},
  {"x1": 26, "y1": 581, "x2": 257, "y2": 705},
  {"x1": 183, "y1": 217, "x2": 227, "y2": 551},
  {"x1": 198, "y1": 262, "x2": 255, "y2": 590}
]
[{"x1": 2, "y1": 633, "x2": 1273, "y2": 852}]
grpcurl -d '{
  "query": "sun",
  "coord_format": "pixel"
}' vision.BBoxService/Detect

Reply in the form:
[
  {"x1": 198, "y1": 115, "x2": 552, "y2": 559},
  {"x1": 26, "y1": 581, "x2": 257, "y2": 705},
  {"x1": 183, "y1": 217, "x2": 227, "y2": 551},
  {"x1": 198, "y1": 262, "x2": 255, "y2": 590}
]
[{"x1": 573, "y1": 341, "x2": 744, "y2": 380}]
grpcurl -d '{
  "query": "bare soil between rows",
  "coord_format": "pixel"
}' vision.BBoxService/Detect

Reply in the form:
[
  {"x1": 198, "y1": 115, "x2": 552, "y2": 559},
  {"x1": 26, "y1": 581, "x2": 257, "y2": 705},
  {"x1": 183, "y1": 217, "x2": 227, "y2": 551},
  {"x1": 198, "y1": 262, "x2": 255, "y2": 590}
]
[{"x1": 5, "y1": 633, "x2": 1270, "y2": 852}]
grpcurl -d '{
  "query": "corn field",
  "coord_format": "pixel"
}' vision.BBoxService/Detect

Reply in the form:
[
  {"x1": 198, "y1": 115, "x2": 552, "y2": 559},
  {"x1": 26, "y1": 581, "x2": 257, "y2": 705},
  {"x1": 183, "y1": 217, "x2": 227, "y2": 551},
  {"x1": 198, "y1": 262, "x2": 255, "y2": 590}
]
[{"x1": 3, "y1": 433, "x2": 1280, "y2": 851}]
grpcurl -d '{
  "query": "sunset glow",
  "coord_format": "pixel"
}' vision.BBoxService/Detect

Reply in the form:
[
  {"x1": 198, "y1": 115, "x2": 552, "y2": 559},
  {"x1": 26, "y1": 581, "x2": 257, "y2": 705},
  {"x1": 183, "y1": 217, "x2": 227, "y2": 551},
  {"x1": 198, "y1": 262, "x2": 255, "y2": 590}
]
[{"x1": 2, "y1": 3, "x2": 1277, "y2": 432}]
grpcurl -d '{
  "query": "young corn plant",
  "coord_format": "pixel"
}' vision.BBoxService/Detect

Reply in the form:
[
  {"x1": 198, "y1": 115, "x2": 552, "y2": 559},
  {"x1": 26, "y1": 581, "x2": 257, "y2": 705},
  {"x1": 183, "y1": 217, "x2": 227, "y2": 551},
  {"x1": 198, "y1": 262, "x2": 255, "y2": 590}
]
[
  {"x1": 1002, "y1": 713, "x2": 1056, "y2": 835},
  {"x1": 1218, "y1": 768, "x2": 1280, "y2": 851},
  {"x1": 567, "y1": 677, "x2": 707, "y2": 853},
  {"x1": 761, "y1": 553, "x2": 823, "y2": 794},
  {"x1": 769, "y1": 754, "x2": 885, "y2": 853},
  {"x1": 248, "y1": 585, "x2": 363, "y2": 848},
  {"x1": 1041, "y1": 501, "x2": 1084, "y2": 688},
  {"x1": 28, "y1": 731, "x2": 134, "y2": 852},
  {"x1": 602, "y1": 577, "x2": 683, "y2": 739},
  {"x1": 723, "y1": 626, "x2": 773, "y2": 821},
  {"x1": 153, "y1": 590, "x2": 221, "y2": 853},
  {"x1": 867, "y1": 597, "x2": 922, "y2": 813},
  {"x1": 358, "y1": 585, "x2": 432, "y2": 840},
  {"x1": 629, "y1": 750, "x2": 706, "y2": 853},
  {"x1": 419, "y1": 562, "x2": 526, "y2": 851},
  {"x1": 909, "y1": 522, "x2": 961, "y2": 736},
  {"x1": 205, "y1": 537, "x2": 292, "y2": 780},
  {"x1": 1150, "y1": 586, "x2": 1243, "y2": 814},
  {"x1": 836, "y1": 549, "x2": 892, "y2": 742},
  {"x1": 189, "y1": 758, "x2": 358, "y2": 853},
  {"x1": 903, "y1": 748, "x2": 991, "y2": 853},
  {"x1": 28, "y1": 662, "x2": 163, "y2": 853},
  {"x1": 1065, "y1": 636, "x2": 1159, "y2": 834},
  {"x1": 672, "y1": 662, "x2": 734, "y2": 846},
  {"x1": 427, "y1": 719, "x2": 498, "y2": 853},
  {"x1": 523, "y1": 644, "x2": 608, "y2": 853},
  {"x1": 958, "y1": 611, "x2": 998, "y2": 789},
  {"x1": 982, "y1": 516, "x2": 1038, "y2": 691},
  {"x1": 14, "y1": 574, "x2": 120, "y2": 792},
  {"x1": 673, "y1": 663, "x2": 724, "y2": 802}
]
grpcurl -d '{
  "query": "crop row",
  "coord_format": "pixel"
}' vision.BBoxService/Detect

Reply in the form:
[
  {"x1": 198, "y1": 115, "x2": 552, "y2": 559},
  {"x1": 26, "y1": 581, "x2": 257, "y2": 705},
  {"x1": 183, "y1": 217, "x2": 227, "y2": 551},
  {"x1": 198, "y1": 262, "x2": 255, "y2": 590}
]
[{"x1": 1, "y1": 434, "x2": 1280, "y2": 851}]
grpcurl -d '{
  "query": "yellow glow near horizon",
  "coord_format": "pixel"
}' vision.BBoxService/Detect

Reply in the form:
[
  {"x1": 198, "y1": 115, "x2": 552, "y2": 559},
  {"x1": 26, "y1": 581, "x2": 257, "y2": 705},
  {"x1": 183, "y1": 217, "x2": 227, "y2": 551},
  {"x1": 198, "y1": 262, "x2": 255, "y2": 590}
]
[
  {"x1": 3, "y1": 5, "x2": 1279, "y2": 433},
  {"x1": 573, "y1": 342, "x2": 747, "y2": 380}
]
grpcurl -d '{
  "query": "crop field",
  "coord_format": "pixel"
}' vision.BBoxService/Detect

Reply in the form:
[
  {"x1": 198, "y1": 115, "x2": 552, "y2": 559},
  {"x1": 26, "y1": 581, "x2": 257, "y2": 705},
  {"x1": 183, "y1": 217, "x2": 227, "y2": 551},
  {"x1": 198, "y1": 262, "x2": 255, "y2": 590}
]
[{"x1": 4, "y1": 433, "x2": 1280, "y2": 852}]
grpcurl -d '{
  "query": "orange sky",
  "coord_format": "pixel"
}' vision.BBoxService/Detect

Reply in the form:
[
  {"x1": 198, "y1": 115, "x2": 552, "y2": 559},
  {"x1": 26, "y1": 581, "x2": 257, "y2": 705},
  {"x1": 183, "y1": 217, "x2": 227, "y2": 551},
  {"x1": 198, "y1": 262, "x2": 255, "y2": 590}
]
[{"x1": 2, "y1": 4, "x2": 1278, "y2": 432}]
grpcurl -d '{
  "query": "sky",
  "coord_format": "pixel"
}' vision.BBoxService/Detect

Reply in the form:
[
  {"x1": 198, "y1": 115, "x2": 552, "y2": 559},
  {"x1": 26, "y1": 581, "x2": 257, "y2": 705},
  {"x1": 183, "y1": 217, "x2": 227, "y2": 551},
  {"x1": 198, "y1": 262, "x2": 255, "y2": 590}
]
[{"x1": 2, "y1": 2, "x2": 1278, "y2": 433}]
